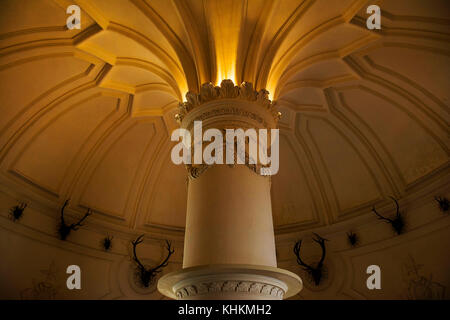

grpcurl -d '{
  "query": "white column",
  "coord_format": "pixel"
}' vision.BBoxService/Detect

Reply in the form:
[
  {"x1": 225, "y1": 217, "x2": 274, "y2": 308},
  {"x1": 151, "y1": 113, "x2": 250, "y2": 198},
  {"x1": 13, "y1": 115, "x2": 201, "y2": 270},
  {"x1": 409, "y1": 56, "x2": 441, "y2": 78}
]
[{"x1": 158, "y1": 81, "x2": 302, "y2": 300}]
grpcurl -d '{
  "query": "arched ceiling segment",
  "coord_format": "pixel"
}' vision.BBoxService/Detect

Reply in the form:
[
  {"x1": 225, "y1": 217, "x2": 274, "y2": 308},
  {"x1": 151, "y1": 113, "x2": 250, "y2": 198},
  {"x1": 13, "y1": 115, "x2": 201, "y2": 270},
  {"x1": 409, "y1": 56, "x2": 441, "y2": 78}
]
[{"x1": 0, "y1": 0, "x2": 448, "y2": 238}]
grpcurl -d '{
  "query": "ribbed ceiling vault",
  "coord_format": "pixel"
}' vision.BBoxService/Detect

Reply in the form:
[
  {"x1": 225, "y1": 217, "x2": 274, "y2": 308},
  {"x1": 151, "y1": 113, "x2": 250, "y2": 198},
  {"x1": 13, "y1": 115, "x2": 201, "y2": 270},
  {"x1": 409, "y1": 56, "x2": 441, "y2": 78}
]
[{"x1": 0, "y1": 0, "x2": 448, "y2": 239}]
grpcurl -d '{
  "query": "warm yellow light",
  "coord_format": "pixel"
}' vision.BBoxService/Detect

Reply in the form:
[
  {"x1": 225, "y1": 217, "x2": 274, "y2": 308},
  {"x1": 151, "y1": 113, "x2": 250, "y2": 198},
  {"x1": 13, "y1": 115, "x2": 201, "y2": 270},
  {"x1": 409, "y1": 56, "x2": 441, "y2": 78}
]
[
  {"x1": 268, "y1": 90, "x2": 274, "y2": 102},
  {"x1": 266, "y1": 77, "x2": 276, "y2": 101},
  {"x1": 207, "y1": 0, "x2": 241, "y2": 86},
  {"x1": 215, "y1": 70, "x2": 237, "y2": 87},
  {"x1": 181, "y1": 89, "x2": 189, "y2": 100}
]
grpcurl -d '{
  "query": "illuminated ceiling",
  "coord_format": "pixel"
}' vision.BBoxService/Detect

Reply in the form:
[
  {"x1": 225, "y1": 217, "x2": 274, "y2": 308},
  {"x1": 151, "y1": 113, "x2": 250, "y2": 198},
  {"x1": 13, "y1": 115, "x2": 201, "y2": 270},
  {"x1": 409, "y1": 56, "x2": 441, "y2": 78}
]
[{"x1": 0, "y1": 0, "x2": 448, "y2": 238}]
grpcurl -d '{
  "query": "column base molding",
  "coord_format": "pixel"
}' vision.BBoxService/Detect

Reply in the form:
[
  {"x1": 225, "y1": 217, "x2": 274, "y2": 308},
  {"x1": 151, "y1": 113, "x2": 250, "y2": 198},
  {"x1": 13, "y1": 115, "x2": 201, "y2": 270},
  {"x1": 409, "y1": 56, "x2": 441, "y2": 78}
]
[{"x1": 158, "y1": 264, "x2": 302, "y2": 300}]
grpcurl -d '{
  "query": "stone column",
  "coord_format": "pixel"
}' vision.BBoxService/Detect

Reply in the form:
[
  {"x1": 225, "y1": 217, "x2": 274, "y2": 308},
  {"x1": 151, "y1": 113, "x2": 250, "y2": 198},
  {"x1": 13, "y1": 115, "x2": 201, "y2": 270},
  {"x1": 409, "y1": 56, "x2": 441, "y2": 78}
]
[{"x1": 158, "y1": 80, "x2": 302, "y2": 300}]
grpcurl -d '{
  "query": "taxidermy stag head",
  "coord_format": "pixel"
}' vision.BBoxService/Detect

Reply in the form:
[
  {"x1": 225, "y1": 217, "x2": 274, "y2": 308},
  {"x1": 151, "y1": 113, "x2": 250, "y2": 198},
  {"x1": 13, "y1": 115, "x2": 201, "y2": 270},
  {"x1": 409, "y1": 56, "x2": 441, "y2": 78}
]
[
  {"x1": 131, "y1": 235, "x2": 174, "y2": 288},
  {"x1": 435, "y1": 196, "x2": 449, "y2": 213},
  {"x1": 347, "y1": 231, "x2": 359, "y2": 247},
  {"x1": 372, "y1": 197, "x2": 404, "y2": 235},
  {"x1": 102, "y1": 235, "x2": 113, "y2": 251},
  {"x1": 9, "y1": 202, "x2": 27, "y2": 222},
  {"x1": 293, "y1": 233, "x2": 328, "y2": 286},
  {"x1": 58, "y1": 200, "x2": 92, "y2": 240}
]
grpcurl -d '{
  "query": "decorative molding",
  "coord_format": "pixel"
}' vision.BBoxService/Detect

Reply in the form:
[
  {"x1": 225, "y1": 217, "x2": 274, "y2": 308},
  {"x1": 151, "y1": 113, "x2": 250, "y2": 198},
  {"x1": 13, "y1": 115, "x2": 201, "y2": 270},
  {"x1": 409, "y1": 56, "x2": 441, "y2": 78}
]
[
  {"x1": 158, "y1": 264, "x2": 300, "y2": 300},
  {"x1": 350, "y1": 12, "x2": 450, "y2": 43},
  {"x1": 0, "y1": 63, "x2": 109, "y2": 164},
  {"x1": 272, "y1": 130, "x2": 324, "y2": 230},
  {"x1": 176, "y1": 80, "x2": 279, "y2": 124},
  {"x1": 184, "y1": 136, "x2": 272, "y2": 180},
  {"x1": 172, "y1": 80, "x2": 281, "y2": 179},
  {"x1": 325, "y1": 87, "x2": 404, "y2": 197},
  {"x1": 343, "y1": 56, "x2": 449, "y2": 152},
  {"x1": 1, "y1": 0, "x2": 449, "y2": 242},
  {"x1": 176, "y1": 280, "x2": 285, "y2": 299},
  {"x1": 305, "y1": 116, "x2": 384, "y2": 217},
  {"x1": 186, "y1": 106, "x2": 272, "y2": 130},
  {"x1": 129, "y1": 0, "x2": 199, "y2": 93},
  {"x1": 185, "y1": 164, "x2": 209, "y2": 179}
]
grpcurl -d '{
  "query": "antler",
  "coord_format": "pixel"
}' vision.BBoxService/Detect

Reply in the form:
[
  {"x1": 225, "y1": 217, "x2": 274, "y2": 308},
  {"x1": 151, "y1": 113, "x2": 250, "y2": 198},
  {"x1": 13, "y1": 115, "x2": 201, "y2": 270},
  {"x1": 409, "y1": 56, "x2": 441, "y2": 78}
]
[
  {"x1": 130, "y1": 236, "x2": 175, "y2": 287},
  {"x1": 131, "y1": 234, "x2": 146, "y2": 271},
  {"x1": 71, "y1": 208, "x2": 91, "y2": 230},
  {"x1": 293, "y1": 233, "x2": 329, "y2": 286},
  {"x1": 58, "y1": 200, "x2": 91, "y2": 240},
  {"x1": 372, "y1": 205, "x2": 393, "y2": 223},
  {"x1": 131, "y1": 237, "x2": 174, "y2": 272},
  {"x1": 312, "y1": 233, "x2": 328, "y2": 268},
  {"x1": 150, "y1": 240, "x2": 175, "y2": 274},
  {"x1": 60, "y1": 199, "x2": 70, "y2": 226},
  {"x1": 372, "y1": 197, "x2": 400, "y2": 222},
  {"x1": 293, "y1": 240, "x2": 313, "y2": 270},
  {"x1": 389, "y1": 196, "x2": 400, "y2": 217}
]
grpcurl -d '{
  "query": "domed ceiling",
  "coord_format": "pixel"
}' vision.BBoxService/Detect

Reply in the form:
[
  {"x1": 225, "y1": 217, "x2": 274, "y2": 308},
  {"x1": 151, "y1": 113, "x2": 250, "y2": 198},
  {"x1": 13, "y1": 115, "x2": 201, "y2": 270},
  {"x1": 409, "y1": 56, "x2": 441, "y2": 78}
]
[{"x1": 0, "y1": 0, "x2": 448, "y2": 240}]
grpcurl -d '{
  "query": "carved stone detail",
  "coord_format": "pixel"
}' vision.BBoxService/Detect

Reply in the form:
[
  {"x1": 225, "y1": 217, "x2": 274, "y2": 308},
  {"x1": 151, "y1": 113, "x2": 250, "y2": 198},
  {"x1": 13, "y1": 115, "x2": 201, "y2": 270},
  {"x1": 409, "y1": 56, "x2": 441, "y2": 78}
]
[
  {"x1": 239, "y1": 82, "x2": 257, "y2": 101},
  {"x1": 175, "y1": 81, "x2": 280, "y2": 179},
  {"x1": 184, "y1": 143, "x2": 269, "y2": 180},
  {"x1": 186, "y1": 164, "x2": 209, "y2": 179},
  {"x1": 187, "y1": 106, "x2": 269, "y2": 129},
  {"x1": 175, "y1": 80, "x2": 279, "y2": 123},
  {"x1": 219, "y1": 79, "x2": 239, "y2": 99},
  {"x1": 175, "y1": 280, "x2": 285, "y2": 299},
  {"x1": 199, "y1": 82, "x2": 219, "y2": 103}
]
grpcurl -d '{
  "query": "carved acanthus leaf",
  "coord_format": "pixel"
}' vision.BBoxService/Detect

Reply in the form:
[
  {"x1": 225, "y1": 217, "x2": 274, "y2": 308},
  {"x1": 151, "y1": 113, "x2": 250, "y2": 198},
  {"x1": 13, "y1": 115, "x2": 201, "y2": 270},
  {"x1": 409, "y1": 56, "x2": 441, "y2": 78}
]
[
  {"x1": 176, "y1": 281, "x2": 285, "y2": 299},
  {"x1": 239, "y1": 82, "x2": 257, "y2": 101},
  {"x1": 186, "y1": 91, "x2": 200, "y2": 108},
  {"x1": 219, "y1": 79, "x2": 239, "y2": 99},
  {"x1": 199, "y1": 82, "x2": 219, "y2": 103},
  {"x1": 257, "y1": 89, "x2": 270, "y2": 108},
  {"x1": 175, "y1": 80, "x2": 277, "y2": 123}
]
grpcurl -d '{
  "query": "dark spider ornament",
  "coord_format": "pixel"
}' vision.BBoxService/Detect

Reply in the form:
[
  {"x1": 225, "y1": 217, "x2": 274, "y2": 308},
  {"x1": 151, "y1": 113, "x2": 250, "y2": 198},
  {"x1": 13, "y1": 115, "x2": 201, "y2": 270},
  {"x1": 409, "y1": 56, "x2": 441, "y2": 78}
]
[
  {"x1": 9, "y1": 203, "x2": 27, "y2": 222},
  {"x1": 435, "y1": 196, "x2": 449, "y2": 213},
  {"x1": 347, "y1": 231, "x2": 359, "y2": 247},
  {"x1": 102, "y1": 235, "x2": 113, "y2": 251}
]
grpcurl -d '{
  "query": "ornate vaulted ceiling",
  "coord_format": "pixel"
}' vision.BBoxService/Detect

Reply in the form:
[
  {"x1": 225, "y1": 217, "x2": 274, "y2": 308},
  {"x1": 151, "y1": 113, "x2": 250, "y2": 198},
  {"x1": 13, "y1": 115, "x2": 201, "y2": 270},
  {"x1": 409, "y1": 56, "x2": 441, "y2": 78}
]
[{"x1": 0, "y1": 0, "x2": 448, "y2": 240}]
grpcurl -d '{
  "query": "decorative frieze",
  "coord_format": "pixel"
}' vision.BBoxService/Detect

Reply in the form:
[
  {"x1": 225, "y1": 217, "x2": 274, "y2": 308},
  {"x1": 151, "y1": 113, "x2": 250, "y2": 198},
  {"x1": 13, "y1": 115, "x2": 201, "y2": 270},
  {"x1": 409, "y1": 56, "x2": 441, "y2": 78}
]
[
  {"x1": 176, "y1": 80, "x2": 280, "y2": 124},
  {"x1": 175, "y1": 280, "x2": 285, "y2": 299},
  {"x1": 184, "y1": 144, "x2": 269, "y2": 179}
]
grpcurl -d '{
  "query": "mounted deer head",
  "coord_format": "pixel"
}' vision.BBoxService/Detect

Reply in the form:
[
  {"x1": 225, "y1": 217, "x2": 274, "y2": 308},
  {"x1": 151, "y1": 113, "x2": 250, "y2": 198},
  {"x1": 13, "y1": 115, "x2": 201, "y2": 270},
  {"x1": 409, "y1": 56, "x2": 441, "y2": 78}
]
[
  {"x1": 131, "y1": 235, "x2": 174, "y2": 288},
  {"x1": 347, "y1": 231, "x2": 358, "y2": 247},
  {"x1": 293, "y1": 233, "x2": 328, "y2": 286},
  {"x1": 9, "y1": 202, "x2": 27, "y2": 222},
  {"x1": 372, "y1": 197, "x2": 404, "y2": 235},
  {"x1": 58, "y1": 200, "x2": 91, "y2": 240},
  {"x1": 435, "y1": 196, "x2": 449, "y2": 213}
]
